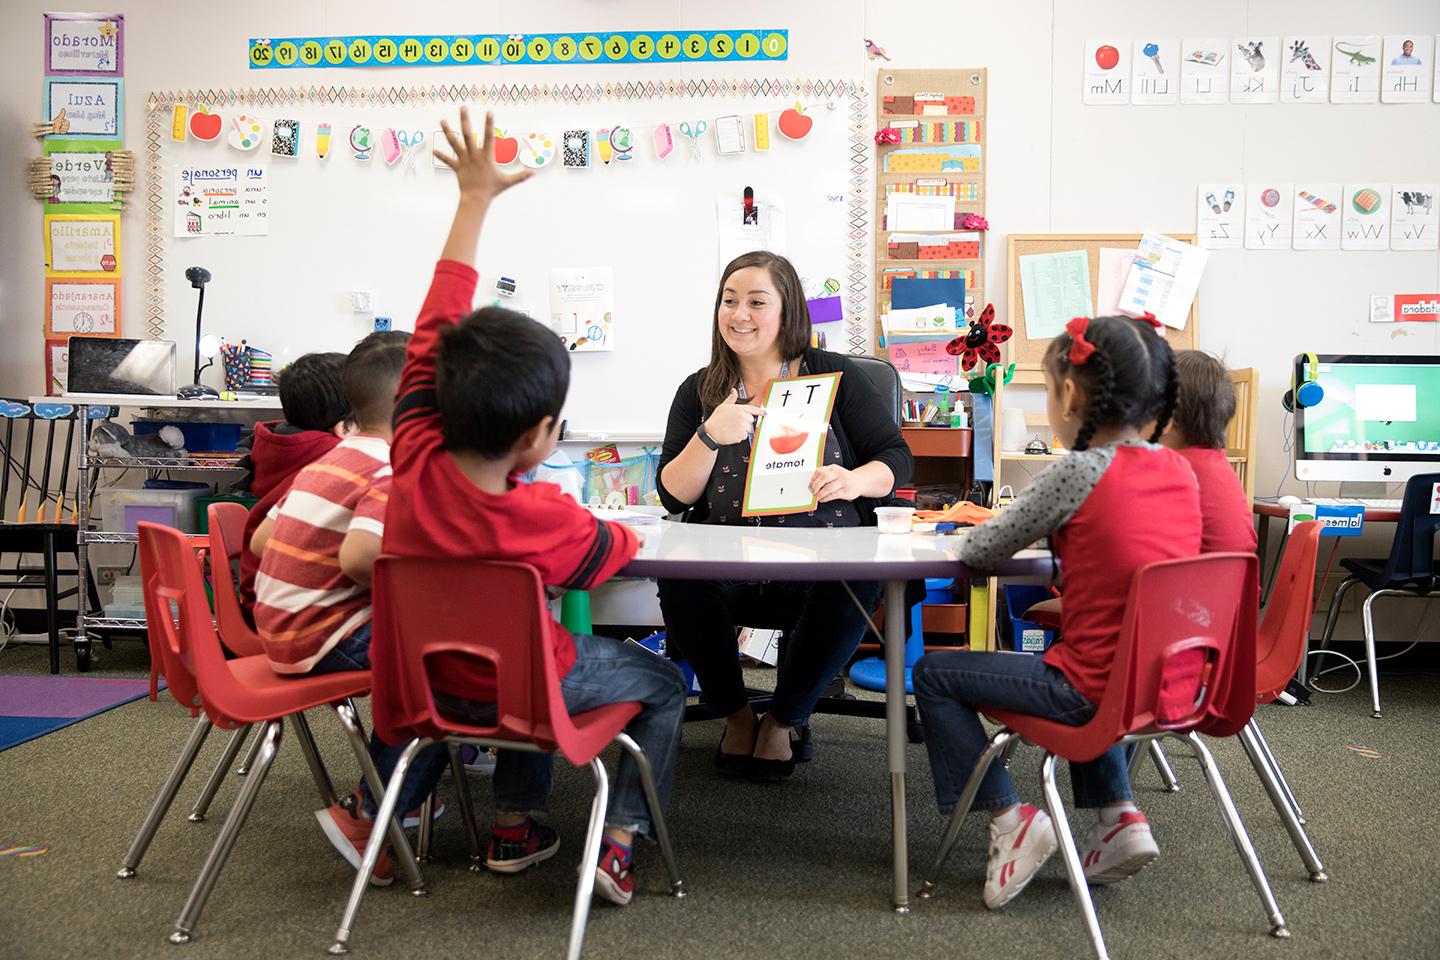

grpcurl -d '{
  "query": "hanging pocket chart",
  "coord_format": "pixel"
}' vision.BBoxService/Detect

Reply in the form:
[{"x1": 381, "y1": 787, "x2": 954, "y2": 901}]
[{"x1": 883, "y1": 145, "x2": 983, "y2": 174}]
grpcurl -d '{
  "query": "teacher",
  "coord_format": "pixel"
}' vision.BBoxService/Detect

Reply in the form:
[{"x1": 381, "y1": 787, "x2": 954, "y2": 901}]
[{"x1": 655, "y1": 251, "x2": 913, "y2": 781}]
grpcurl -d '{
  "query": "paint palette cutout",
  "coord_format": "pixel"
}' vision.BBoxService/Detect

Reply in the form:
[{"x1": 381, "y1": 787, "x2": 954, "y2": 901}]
[
  {"x1": 228, "y1": 115, "x2": 263, "y2": 151},
  {"x1": 520, "y1": 132, "x2": 556, "y2": 169}
]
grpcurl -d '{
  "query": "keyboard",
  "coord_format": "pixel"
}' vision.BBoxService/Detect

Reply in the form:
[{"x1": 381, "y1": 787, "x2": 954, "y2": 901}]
[{"x1": 1306, "y1": 497, "x2": 1403, "y2": 509}]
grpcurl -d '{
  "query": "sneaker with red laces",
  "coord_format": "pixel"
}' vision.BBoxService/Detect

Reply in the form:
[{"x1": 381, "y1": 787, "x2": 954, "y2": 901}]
[
  {"x1": 1081, "y1": 810, "x2": 1159, "y2": 884},
  {"x1": 315, "y1": 802, "x2": 394, "y2": 887},
  {"x1": 401, "y1": 798, "x2": 445, "y2": 830},
  {"x1": 983, "y1": 804, "x2": 1057, "y2": 910},
  {"x1": 486, "y1": 819, "x2": 561, "y2": 874},
  {"x1": 593, "y1": 838, "x2": 635, "y2": 906}
]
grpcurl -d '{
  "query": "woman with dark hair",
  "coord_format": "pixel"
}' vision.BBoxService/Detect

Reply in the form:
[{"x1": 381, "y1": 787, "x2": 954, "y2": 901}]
[{"x1": 655, "y1": 251, "x2": 913, "y2": 781}]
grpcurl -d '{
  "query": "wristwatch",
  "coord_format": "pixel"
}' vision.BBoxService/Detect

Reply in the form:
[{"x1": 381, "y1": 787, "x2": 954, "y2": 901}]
[{"x1": 696, "y1": 421, "x2": 721, "y2": 451}]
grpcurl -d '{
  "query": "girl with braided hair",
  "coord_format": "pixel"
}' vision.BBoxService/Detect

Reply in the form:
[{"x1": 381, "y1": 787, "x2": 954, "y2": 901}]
[{"x1": 913, "y1": 314, "x2": 1201, "y2": 911}]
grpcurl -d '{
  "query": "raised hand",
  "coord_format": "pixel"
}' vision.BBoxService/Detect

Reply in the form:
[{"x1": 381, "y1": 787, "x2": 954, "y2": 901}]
[{"x1": 436, "y1": 107, "x2": 532, "y2": 204}]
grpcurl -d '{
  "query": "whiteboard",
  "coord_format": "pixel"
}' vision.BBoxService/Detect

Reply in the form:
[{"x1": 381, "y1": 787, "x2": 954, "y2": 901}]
[{"x1": 148, "y1": 81, "x2": 868, "y2": 436}]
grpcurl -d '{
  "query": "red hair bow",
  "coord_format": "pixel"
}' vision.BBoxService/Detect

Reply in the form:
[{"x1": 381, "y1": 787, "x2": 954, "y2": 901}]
[
  {"x1": 1138, "y1": 311, "x2": 1163, "y2": 331},
  {"x1": 1066, "y1": 316, "x2": 1097, "y2": 365}
]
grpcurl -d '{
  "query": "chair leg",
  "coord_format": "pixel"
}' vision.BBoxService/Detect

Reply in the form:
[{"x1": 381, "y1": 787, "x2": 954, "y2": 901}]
[
  {"x1": 565, "y1": 757, "x2": 610, "y2": 960},
  {"x1": 446, "y1": 743, "x2": 486, "y2": 871},
  {"x1": 1306, "y1": 577, "x2": 1359, "y2": 685},
  {"x1": 999, "y1": 735, "x2": 1019, "y2": 770},
  {"x1": 917, "y1": 728, "x2": 1014, "y2": 898},
  {"x1": 1248, "y1": 717, "x2": 1304, "y2": 824},
  {"x1": 415, "y1": 793, "x2": 435, "y2": 863},
  {"x1": 614, "y1": 731, "x2": 686, "y2": 897},
  {"x1": 169, "y1": 720, "x2": 283, "y2": 944},
  {"x1": 1039, "y1": 753, "x2": 1110, "y2": 960},
  {"x1": 1181, "y1": 731, "x2": 1290, "y2": 939},
  {"x1": 117, "y1": 715, "x2": 211, "y2": 878},
  {"x1": 329, "y1": 737, "x2": 431, "y2": 956},
  {"x1": 1238, "y1": 722, "x2": 1327, "y2": 882},
  {"x1": 290, "y1": 710, "x2": 339, "y2": 807},
  {"x1": 235, "y1": 723, "x2": 266, "y2": 776},
  {"x1": 330, "y1": 701, "x2": 425, "y2": 893},
  {"x1": 188, "y1": 725, "x2": 252, "y2": 823},
  {"x1": 1149, "y1": 740, "x2": 1180, "y2": 793},
  {"x1": 1361, "y1": 590, "x2": 1387, "y2": 719}
]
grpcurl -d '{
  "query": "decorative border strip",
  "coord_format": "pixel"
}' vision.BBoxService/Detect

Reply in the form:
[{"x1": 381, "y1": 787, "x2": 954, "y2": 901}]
[{"x1": 144, "y1": 79, "x2": 869, "y2": 352}]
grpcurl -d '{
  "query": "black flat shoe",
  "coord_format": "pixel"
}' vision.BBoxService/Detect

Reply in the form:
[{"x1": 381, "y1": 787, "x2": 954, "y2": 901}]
[
  {"x1": 746, "y1": 753, "x2": 797, "y2": 783},
  {"x1": 715, "y1": 744, "x2": 752, "y2": 778}
]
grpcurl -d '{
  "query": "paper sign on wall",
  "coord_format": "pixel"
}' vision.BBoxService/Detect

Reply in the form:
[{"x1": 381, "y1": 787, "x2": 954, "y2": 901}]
[
  {"x1": 888, "y1": 340, "x2": 960, "y2": 376},
  {"x1": 44, "y1": 14, "x2": 124, "y2": 75},
  {"x1": 1331, "y1": 35, "x2": 1382, "y2": 103},
  {"x1": 43, "y1": 79, "x2": 122, "y2": 138},
  {"x1": 1246, "y1": 184, "x2": 1293, "y2": 249},
  {"x1": 1117, "y1": 233, "x2": 1207, "y2": 330},
  {"x1": 1231, "y1": 37, "x2": 1280, "y2": 103},
  {"x1": 742, "y1": 372, "x2": 841, "y2": 517},
  {"x1": 1390, "y1": 184, "x2": 1438, "y2": 251},
  {"x1": 43, "y1": 142, "x2": 121, "y2": 208},
  {"x1": 1083, "y1": 40, "x2": 1130, "y2": 104},
  {"x1": 1370, "y1": 294, "x2": 1440, "y2": 324},
  {"x1": 1342, "y1": 184, "x2": 1389, "y2": 251},
  {"x1": 1381, "y1": 35, "x2": 1433, "y2": 103},
  {"x1": 548, "y1": 267, "x2": 614, "y2": 352},
  {"x1": 1018, "y1": 250, "x2": 1092, "y2": 339},
  {"x1": 46, "y1": 340, "x2": 70, "y2": 396},
  {"x1": 44, "y1": 214, "x2": 119, "y2": 276},
  {"x1": 1280, "y1": 36, "x2": 1330, "y2": 103},
  {"x1": 1179, "y1": 39, "x2": 1228, "y2": 104},
  {"x1": 1095, "y1": 247, "x2": 1134, "y2": 315},
  {"x1": 46, "y1": 278, "x2": 120, "y2": 337},
  {"x1": 174, "y1": 165, "x2": 269, "y2": 237},
  {"x1": 1196, "y1": 182, "x2": 1242, "y2": 249},
  {"x1": 1293, "y1": 184, "x2": 1342, "y2": 251},
  {"x1": 1288, "y1": 503, "x2": 1365, "y2": 537}
]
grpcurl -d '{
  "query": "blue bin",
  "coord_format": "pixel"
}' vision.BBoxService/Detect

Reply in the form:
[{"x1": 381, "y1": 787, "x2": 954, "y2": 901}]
[
  {"x1": 637, "y1": 631, "x2": 699, "y2": 696},
  {"x1": 849, "y1": 576, "x2": 951, "y2": 694},
  {"x1": 1002, "y1": 584, "x2": 1057, "y2": 654},
  {"x1": 134, "y1": 420, "x2": 243, "y2": 453}
]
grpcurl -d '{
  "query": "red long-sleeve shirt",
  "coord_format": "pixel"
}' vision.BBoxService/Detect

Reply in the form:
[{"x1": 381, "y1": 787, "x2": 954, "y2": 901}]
[{"x1": 383, "y1": 260, "x2": 638, "y2": 700}]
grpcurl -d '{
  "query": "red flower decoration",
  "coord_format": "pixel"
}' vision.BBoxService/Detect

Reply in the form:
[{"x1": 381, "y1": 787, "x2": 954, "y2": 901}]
[
  {"x1": 945, "y1": 303, "x2": 1012, "y2": 371},
  {"x1": 874, "y1": 127, "x2": 901, "y2": 145},
  {"x1": 959, "y1": 213, "x2": 989, "y2": 231}
]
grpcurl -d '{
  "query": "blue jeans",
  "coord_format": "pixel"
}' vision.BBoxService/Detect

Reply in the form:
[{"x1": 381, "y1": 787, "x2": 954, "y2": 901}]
[
  {"x1": 311, "y1": 621, "x2": 450, "y2": 818},
  {"x1": 437, "y1": 633, "x2": 686, "y2": 839},
  {"x1": 913, "y1": 650, "x2": 1132, "y2": 814}
]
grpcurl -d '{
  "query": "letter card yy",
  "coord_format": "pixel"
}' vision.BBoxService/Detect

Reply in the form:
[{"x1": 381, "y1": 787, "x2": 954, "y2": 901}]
[{"x1": 742, "y1": 372, "x2": 841, "y2": 517}]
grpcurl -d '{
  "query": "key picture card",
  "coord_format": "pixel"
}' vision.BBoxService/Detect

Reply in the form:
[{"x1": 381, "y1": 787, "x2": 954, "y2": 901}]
[
  {"x1": 44, "y1": 13, "x2": 124, "y2": 76},
  {"x1": 742, "y1": 372, "x2": 842, "y2": 517},
  {"x1": 45, "y1": 277, "x2": 120, "y2": 337},
  {"x1": 43, "y1": 78, "x2": 123, "y2": 139},
  {"x1": 44, "y1": 214, "x2": 119, "y2": 276},
  {"x1": 1131, "y1": 39, "x2": 1179, "y2": 105}
]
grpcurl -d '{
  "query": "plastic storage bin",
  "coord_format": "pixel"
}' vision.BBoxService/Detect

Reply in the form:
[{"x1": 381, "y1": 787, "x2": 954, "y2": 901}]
[
  {"x1": 1001, "y1": 584, "x2": 1058, "y2": 654},
  {"x1": 105, "y1": 575, "x2": 147, "y2": 619},
  {"x1": 133, "y1": 420, "x2": 243, "y2": 453},
  {"x1": 99, "y1": 481, "x2": 213, "y2": 534},
  {"x1": 195, "y1": 495, "x2": 259, "y2": 532}
]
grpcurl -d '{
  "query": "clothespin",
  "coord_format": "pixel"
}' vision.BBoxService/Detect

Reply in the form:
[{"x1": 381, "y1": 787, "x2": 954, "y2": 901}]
[{"x1": 743, "y1": 186, "x2": 759, "y2": 225}]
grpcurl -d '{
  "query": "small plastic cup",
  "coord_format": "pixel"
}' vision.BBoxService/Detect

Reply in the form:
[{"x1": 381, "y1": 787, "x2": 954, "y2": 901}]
[{"x1": 875, "y1": 506, "x2": 916, "y2": 534}]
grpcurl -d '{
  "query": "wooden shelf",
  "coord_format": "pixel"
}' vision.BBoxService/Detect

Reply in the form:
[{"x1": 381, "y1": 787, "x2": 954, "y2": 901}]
[
  {"x1": 871, "y1": 602, "x2": 969, "y2": 636},
  {"x1": 902, "y1": 426, "x2": 972, "y2": 459},
  {"x1": 1001, "y1": 452, "x2": 1064, "y2": 462}
]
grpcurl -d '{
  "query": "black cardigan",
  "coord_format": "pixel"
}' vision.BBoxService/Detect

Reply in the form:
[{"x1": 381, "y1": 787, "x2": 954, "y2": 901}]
[{"x1": 655, "y1": 348, "x2": 914, "y2": 523}]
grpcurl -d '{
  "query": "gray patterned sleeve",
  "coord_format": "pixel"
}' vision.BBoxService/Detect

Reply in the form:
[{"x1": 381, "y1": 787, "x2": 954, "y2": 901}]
[{"x1": 956, "y1": 447, "x2": 1118, "y2": 571}]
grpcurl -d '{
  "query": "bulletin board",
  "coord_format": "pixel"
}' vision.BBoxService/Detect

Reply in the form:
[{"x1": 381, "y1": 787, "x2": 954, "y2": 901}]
[
  {"x1": 142, "y1": 79, "x2": 869, "y2": 437},
  {"x1": 1005, "y1": 233, "x2": 1200, "y2": 363}
]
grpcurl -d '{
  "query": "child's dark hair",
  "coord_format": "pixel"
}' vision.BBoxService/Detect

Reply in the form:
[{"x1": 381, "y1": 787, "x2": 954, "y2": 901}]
[
  {"x1": 1043, "y1": 316, "x2": 1177, "y2": 452},
  {"x1": 436, "y1": 307, "x2": 569, "y2": 458},
  {"x1": 1172, "y1": 350, "x2": 1235, "y2": 449},
  {"x1": 345, "y1": 332, "x2": 412, "y2": 431},
  {"x1": 277, "y1": 352, "x2": 350, "y2": 431}
]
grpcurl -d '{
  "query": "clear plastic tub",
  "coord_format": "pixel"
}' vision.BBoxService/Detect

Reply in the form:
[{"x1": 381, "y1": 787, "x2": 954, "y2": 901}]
[{"x1": 98, "y1": 483, "x2": 212, "y2": 534}]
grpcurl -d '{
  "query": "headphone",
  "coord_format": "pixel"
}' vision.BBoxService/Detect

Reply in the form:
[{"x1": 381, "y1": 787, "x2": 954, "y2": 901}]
[{"x1": 1282, "y1": 352, "x2": 1324, "y2": 412}]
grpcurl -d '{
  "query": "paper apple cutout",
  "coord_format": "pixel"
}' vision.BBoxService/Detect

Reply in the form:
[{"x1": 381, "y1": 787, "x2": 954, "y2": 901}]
[
  {"x1": 493, "y1": 129, "x2": 520, "y2": 165},
  {"x1": 768, "y1": 428, "x2": 810, "y2": 455},
  {"x1": 1094, "y1": 44, "x2": 1120, "y2": 70},
  {"x1": 777, "y1": 103, "x2": 813, "y2": 141},
  {"x1": 189, "y1": 106, "x2": 223, "y2": 142}
]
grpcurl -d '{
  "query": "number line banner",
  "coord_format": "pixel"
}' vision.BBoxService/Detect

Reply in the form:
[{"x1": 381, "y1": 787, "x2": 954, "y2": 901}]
[{"x1": 248, "y1": 30, "x2": 789, "y2": 69}]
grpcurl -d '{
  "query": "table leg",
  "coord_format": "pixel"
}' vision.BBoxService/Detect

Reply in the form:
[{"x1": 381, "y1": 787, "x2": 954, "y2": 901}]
[
  {"x1": 883, "y1": 578, "x2": 910, "y2": 913},
  {"x1": 1255, "y1": 513, "x2": 1271, "y2": 589}
]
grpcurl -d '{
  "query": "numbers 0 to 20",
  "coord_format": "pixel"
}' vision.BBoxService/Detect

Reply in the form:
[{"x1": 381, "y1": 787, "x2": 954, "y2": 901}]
[{"x1": 252, "y1": 32, "x2": 786, "y2": 65}]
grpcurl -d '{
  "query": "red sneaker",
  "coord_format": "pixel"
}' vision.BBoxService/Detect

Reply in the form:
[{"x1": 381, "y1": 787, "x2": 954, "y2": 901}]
[
  {"x1": 593, "y1": 838, "x2": 635, "y2": 906},
  {"x1": 485, "y1": 819, "x2": 560, "y2": 874},
  {"x1": 315, "y1": 802, "x2": 394, "y2": 887}
]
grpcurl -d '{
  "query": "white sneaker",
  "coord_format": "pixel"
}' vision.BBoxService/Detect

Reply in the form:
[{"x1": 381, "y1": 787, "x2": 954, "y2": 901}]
[
  {"x1": 1081, "y1": 810, "x2": 1159, "y2": 884},
  {"x1": 983, "y1": 804, "x2": 1058, "y2": 910}
]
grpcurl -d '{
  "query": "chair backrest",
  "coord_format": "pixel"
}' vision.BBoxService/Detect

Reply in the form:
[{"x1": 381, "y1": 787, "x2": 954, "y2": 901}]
[
  {"x1": 138, "y1": 522, "x2": 204, "y2": 716},
  {"x1": 1089, "y1": 553, "x2": 1259, "y2": 742},
  {"x1": 0, "y1": 400, "x2": 80, "y2": 525},
  {"x1": 371, "y1": 555, "x2": 586, "y2": 762},
  {"x1": 1255, "y1": 521, "x2": 1323, "y2": 703},
  {"x1": 206, "y1": 502, "x2": 264, "y2": 657},
  {"x1": 1381, "y1": 472, "x2": 1440, "y2": 589},
  {"x1": 846, "y1": 356, "x2": 903, "y2": 429}
]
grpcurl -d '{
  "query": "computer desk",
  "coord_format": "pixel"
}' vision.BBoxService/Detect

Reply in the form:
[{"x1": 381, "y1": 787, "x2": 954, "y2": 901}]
[
  {"x1": 621, "y1": 521, "x2": 1052, "y2": 912},
  {"x1": 1252, "y1": 499, "x2": 1401, "y2": 604}
]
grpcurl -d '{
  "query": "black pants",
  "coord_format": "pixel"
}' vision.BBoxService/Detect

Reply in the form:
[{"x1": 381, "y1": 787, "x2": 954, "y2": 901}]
[{"x1": 656, "y1": 578, "x2": 883, "y2": 726}]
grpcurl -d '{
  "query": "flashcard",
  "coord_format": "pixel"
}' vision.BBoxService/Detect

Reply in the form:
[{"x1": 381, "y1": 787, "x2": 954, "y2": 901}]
[
  {"x1": 45, "y1": 214, "x2": 119, "y2": 275},
  {"x1": 188, "y1": 105, "x2": 222, "y2": 142},
  {"x1": 753, "y1": 113, "x2": 770, "y2": 151},
  {"x1": 653, "y1": 123, "x2": 674, "y2": 160},
  {"x1": 1281, "y1": 37, "x2": 1330, "y2": 103},
  {"x1": 350, "y1": 125, "x2": 373, "y2": 160},
  {"x1": 379, "y1": 128, "x2": 402, "y2": 166},
  {"x1": 1331, "y1": 36, "x2": 1382, "y2": 103},
  {"x1": 1231, "y1": 37, "x2": 1280, "y2": 103},
  {"x1": 1382, "y1": 35, "x2": 1433, "y2": 103},
  {"x1": 1342, "y1": 184, "x2": 1390, "y2": 251},
  {"x1": 170, "y1": 104, "x2": 188, "y2": 141},
  {"x1": 520, "y1": 132, "x2": 556, "y2": 169},
  {"x1": 46, "y1": 278, "x2": 120, "y2": 337},
  {"x1": 45, "y1": 78, "x2": 123, "y2": 138},
  {"x1": 1245, "y1": 183, "x2": 1293, "y2": 250},
  {"x1": 1131, "y1": 39, "x2": 1179, "y2": 105},
  {"x1": 562, "y1": 129, "x2": 590, "y2": 168},
  {"x1": 316, "y1": 123, "x2": 332, "y2": 159},
  {"x1": 1391, "y1": 185, "x2": 1438, "y2": 252},
  {"x1": 1196, "y1": 183, "x2": 1242, "y2": 249},
  {"x1": 741, "y1": 372, "x2": 842, "y2": 517},
  {"x1": 1293, "y1": 185, "x2": 1342, "y2": 250},
  {"x1": 271, "y1": 119, "x2": 300, "y2": 157},
  {"x1": 44, "y1": 144, "x2": 121, "y2": 208},
  {"x1": 228, "y1": 115, "x2": 263, "y2": 151},
  {"x1": 715, "y1": 115, "x2": 745, "y2": 155},
  {"x1": 1083, "y1": 40, "x2": 1129, "y2": 104},
  {"x1": 1180, "y1": 39, "x2": 1228, "y2": 104}
]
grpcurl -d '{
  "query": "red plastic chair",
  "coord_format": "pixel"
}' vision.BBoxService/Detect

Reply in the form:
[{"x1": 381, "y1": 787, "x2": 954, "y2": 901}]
[
  {"x1": 330, "y1": 556, "x2": 684, "y2": 960},
  {"x1": 126, "y1": 523, "x2": 423, "y2": 945},
  {"x1": 919, "y1": 554, "x2": 1286, "y2": 960}
]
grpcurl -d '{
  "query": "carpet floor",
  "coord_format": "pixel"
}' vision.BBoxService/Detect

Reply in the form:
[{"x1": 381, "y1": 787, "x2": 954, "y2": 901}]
[{"x1": 0, "y1": 639, "x2": 1436, "y2": 960}]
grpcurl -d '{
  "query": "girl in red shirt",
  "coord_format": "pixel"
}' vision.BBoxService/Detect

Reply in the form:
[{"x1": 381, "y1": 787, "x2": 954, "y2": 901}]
[{"x1": 913, "y1": 315, "x2": 1201, "y2": 911}]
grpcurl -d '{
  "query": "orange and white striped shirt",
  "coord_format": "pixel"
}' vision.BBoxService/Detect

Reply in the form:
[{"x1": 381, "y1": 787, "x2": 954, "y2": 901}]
[{"x1": 255, "y1": 434, "x2": 391, "y2": 674}]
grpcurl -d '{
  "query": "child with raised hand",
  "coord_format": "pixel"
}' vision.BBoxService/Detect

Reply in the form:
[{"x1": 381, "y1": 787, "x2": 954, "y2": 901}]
[
  {"x1": 913, "y1": 314, "x2": 1201, "y2": 910},
  {"x1": 382, "y1": 108, "x2": 686, "y2": 907}
]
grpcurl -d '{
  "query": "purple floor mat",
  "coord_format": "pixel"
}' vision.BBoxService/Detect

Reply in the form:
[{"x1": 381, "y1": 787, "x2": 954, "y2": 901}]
[{"x1": 0, "y1": 675, "x2": 151, "y2": 718}]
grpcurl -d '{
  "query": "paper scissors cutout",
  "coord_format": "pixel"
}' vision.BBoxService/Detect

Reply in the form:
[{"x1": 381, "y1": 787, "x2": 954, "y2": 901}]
[
  {"x1": 397, "y1": 130, "x2": 426, "y2": 173},
  {"x1": 679, "y1": 120, "x2": 707, "y2": 160}
]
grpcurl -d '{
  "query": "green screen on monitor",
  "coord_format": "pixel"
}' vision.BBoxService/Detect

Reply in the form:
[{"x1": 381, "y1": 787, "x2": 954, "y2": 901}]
[{"x1": 1299, "y1": 358, "x2": 1440, "y2": 455}]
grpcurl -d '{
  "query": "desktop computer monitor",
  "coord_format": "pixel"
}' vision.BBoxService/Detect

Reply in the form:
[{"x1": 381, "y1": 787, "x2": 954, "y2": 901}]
[{"x1": 1294, "y1": 354, "x2": 1440, "y2": 482}]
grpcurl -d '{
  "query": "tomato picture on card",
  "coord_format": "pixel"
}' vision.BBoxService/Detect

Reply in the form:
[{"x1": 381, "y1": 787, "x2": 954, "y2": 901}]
[{"x1": 743, "y1": 372, "x2": 841, "y2": 517}]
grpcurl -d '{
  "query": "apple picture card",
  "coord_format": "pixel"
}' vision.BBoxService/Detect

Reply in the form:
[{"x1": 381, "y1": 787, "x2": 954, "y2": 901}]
[
  {"x1": 1391, "y1": 185, "x2": 1438, "y2": 251},
  {"x1": 1246, "y1": 183, "x2": 1293, "y2": 250},
  {"x1": 1131, "y1": 39, "x2": 1179, "y2": 104},
  {"x1": 1197, "y1": 183, "x2": 1243, "y2": 249},
  {"x1": 1084, "y1": 40, "x2": 1129, "y2": 104},
  {"x1": 1342, "y1": 185, "x2": 1390, "y2": 251},
  {"x1": 1331, "y1": 36, "x2": 1382, "y2": 103},
  {"x1": 1281, "y1": 36, "x2": 1330, "y2": 103},
  {"x1": 742, "y1": 372, "x2": 841, "y2": 517},
  {"x1": 1382, "y1": 35, "x2": 1433, "y2": 103},
  {"x1": 1231, "y1": 37, "x2": 1280, "y2": 103},
  {"x1": 1293, "y1": 185, "x2": 1342, "y2": 250},
  {"x1": 1180, "y1": 39, "x2": 1229, "y2": 104}
]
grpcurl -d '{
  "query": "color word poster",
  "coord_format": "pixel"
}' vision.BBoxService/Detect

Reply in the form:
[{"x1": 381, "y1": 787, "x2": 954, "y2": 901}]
[
  {"x1": 46, "y1": 279, "x2": 120, "y2": 336},
  {"x1": 46, "y1": 148, "x2": 117, "y2": 205},
  {"x1": 44, "y1": 215, "x2": 119, "y2": 275},
  {"x1": 43, "y1": 79, "x2": 123, "y2": 138},
  {"x1": 248, "y1": 30, "x2": 788, "y2": 68},
  {"x1": 44, "y1": 14, "x2": 123, "y2": 75},
  {"x1": 174, "y1": 165, "x2": 269, "y2": 238}
]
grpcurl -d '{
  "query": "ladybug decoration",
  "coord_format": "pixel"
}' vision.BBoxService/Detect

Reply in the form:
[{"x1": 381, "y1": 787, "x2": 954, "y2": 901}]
[{"x1": 946, "y1": 303, "x2": 1012, "y2": 371}]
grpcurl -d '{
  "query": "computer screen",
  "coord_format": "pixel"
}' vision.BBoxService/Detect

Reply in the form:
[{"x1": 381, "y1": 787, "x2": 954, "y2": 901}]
[
  {"x1": 66, "y1": 337, "x2": 177, "y2": 396},
  {"x1": 1294, "y1": 354, "x2": 1440, "y2": 481}
]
